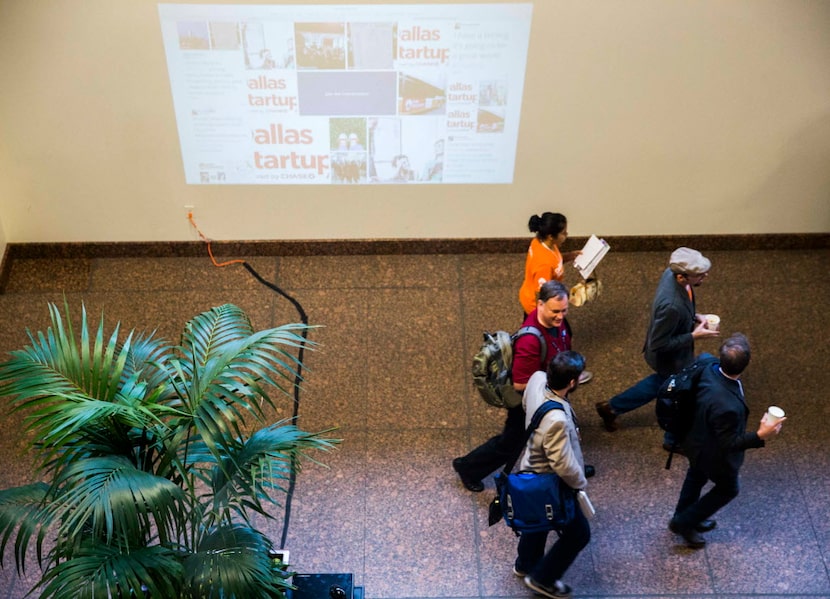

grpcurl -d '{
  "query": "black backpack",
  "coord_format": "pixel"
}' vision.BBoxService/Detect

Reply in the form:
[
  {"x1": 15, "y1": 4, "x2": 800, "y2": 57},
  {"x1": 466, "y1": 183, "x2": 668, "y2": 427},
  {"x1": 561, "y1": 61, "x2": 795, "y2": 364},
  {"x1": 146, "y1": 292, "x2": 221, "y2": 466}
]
[
  {"x1": 471, "y1": 326, "x2": 545, "y2": 409},
  {"x1": 655, "y1": 353, "x2": 718, "y2": 468}
]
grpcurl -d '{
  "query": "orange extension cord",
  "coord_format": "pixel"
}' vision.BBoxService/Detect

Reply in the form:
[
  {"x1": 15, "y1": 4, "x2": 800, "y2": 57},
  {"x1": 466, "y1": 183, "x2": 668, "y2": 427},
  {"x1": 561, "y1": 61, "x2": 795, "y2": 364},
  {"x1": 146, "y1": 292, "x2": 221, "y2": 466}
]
[{"x1": 187, "y1": 210, "x2": 246, "y2": 268}]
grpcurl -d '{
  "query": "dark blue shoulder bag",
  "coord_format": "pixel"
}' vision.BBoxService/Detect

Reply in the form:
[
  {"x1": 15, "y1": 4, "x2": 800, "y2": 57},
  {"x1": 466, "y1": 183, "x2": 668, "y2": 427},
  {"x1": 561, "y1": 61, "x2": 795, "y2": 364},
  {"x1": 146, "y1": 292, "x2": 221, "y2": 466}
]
[{"x1": 489, "y1": 399, "x2": 577, "y2": 535}]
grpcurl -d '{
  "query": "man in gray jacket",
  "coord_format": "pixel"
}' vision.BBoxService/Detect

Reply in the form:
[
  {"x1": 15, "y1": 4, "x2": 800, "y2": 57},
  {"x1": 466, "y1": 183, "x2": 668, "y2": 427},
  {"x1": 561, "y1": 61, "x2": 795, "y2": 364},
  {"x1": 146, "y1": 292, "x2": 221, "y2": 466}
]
[
  {"x1": 514, "y1": 351, "x2": 590, "y2": 599},
  {"x1": 596, "y1": 247, "x2": 719, "y2": 444}
]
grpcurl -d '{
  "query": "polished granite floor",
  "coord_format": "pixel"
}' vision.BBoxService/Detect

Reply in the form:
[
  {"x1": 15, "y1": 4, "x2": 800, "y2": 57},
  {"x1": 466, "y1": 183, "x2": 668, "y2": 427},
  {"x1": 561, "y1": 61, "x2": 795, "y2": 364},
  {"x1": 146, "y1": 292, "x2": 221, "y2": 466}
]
[{"x1": 0, "y1": 247, "x2": 828, "y2": 598}]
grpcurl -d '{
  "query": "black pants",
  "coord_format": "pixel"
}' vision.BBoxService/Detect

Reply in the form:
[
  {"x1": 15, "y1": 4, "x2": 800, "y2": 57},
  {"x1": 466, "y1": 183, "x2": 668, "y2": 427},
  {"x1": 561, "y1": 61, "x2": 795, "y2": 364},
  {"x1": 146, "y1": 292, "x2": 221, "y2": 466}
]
[
  {"x1": 455, "y1": 405, "x2": 525, "y2": 481},
  {"x1": 673, "y1": 462, "x2": 740, "y2": 528},
  {"x1": 517, "y1": 508, "x2": 591, "y2": 586}
]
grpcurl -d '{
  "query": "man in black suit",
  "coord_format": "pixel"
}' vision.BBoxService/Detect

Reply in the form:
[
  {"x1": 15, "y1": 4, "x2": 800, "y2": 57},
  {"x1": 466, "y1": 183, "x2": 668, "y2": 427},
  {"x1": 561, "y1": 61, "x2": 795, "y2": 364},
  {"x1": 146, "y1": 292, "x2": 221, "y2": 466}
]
[{"x1": 669, "y1": 333, "x2": 785, "y2": 548}]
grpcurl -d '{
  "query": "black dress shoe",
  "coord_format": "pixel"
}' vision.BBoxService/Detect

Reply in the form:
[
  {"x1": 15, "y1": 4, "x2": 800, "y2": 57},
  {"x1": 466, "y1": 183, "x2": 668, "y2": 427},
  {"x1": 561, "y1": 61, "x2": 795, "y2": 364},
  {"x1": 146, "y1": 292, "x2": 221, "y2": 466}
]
[
  {"x1": 695, "y1": 519, "x2": 717, "y2": 532},
  {"x1": 669, "y1": 518, "x2": 706, "y2": 549},
  {"x1": 584, "y1": 465, "x2": 596, "y2": 478},
  {"x1": 452, "y1": 458, "x2": 484, "y2": 493},
  {"x1": 595, "y1": 402, "x2": 618, "y2": 432}
]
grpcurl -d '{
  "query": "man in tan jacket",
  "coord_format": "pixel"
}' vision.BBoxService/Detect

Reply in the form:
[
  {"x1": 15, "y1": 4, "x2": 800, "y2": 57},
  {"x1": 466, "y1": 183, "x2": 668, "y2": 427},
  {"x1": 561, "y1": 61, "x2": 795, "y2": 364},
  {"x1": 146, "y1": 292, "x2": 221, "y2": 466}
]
[{"x1": 514, "y1": 351, "x2": 591, "y2": 599}]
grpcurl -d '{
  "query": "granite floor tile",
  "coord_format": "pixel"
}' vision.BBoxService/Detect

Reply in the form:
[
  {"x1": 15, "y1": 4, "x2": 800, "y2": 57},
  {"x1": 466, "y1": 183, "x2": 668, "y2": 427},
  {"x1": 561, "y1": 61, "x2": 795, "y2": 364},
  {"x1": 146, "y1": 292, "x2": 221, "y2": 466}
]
[
  {"x1": 0, "y1": 295, "x2": 62, "y2": 354},
  {"x1": 705, "y1": 455, "x2": 827, "y2": 595},
  {"x1": 0, "y1": 409, "x2": 38, "y2": 490},
  {"x1": 702, "y1": 249, "x2": 830, "y2": 286},
  {"x1": 288, "y1": 288, "x2": 371, "y2": 432},
  {"x1": 1, "y1": 248, "x2": 829, "y2": 599},
  {"x1": 280, "y1": 429, "x2": 367, "y2": 585},
  {"x1": 581, "y1": 428, "x2": 716, "y2": 596},
  {"x1": 362, "y1": 430, "x2": 481, "y2": 598},
  {"x1": 72, "y1": 288, "x2": 278, "y2": 339},
  {"x1": 0, "y1": 558, "x2": 39, "y2": 599},
  {"x1": 366, "y1": 288, "x2": 465, "y2": 430},
  {"x1": 460, "y1": 285, "x2": 521, "y2": 348},
  {"x1": 783, "y1": 408, "x2": 830, "y2": 573},
  {"x1": 279, "y1": 254, "x2": 462, "y2": 290},
  {"x1": 88, "y1": 256, "x2": 278, "y2": 292},
  {"x1": 721, "y1": 596, "x2": 830, "y2": 599},
  {"x1": 2, "y1": 258, "x2": 92, "y2": 293}
]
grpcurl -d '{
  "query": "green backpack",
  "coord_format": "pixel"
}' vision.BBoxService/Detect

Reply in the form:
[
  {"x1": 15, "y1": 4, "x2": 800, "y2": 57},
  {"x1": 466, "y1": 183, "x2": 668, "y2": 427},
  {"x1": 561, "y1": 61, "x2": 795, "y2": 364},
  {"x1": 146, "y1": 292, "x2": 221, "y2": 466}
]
[{"x1": 471, "y1": 326, "x2": 545, "y2": 409}]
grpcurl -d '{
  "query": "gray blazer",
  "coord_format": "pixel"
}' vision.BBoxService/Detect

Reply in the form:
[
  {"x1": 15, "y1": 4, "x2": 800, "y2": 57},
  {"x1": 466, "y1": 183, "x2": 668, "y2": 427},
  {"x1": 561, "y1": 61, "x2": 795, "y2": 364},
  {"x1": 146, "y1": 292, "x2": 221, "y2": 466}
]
[{"x1": 644, "y1": 268, "x2": 697, "y2": 377}]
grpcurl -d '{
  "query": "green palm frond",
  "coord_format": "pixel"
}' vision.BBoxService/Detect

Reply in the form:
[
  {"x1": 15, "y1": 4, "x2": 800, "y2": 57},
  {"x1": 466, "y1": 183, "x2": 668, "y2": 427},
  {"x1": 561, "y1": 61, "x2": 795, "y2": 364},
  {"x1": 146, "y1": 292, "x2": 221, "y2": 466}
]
[
  {"x1": 47, "y1": 456, "x2": 186, "y2": 548},
  {"x1": 168, "y1": 306, "x2": 317, "y2": 460},
  {"x1": 0, "y1": 302, "x2": 140, "y2": 436},
  {"x1": 199, "y1": 422, "x2": 340, "y2": 521},
  {"x1": 117, "y1": 330, "x2": 180, "y2": 411},
  {"x1": 37, "y1": 541, "x2": 183, "y2": 599},
  {"x1": 15, "y1": 389, "x2": 179, "y2": 481},
  {"x1": 0, "y1": 482, "x2": 51, "y2": 572},
  {"x1": 182, "y1": 524, "x2": 292, "y2": 599},
  {"x1": 122, "y1": 329, "x2": 172, "y2": 385},
  {"x1": 178, "y1": 305, "x2": 314, "y2": 403},
  {"x1": 29, "y1": 393, "x2": 162, "y2": 450},
  {"x1": 180, "y1": 303, "x2": 256, "y2": 369}
]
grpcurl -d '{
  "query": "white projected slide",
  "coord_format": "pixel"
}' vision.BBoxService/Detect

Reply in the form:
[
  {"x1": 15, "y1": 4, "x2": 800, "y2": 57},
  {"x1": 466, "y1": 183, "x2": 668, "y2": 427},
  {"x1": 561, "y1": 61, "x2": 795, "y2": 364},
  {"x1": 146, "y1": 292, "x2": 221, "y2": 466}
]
[{"x1": 158, "y1": 3, "x2": 532, "y2": 185}]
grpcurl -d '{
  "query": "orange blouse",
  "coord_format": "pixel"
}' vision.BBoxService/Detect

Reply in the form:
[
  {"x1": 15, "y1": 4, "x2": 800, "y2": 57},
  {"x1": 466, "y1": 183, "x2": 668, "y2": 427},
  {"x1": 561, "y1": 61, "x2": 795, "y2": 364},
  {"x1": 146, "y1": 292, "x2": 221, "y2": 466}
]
[{"x1": 518, "y1": 237, "x2": 564, "y2": 314}]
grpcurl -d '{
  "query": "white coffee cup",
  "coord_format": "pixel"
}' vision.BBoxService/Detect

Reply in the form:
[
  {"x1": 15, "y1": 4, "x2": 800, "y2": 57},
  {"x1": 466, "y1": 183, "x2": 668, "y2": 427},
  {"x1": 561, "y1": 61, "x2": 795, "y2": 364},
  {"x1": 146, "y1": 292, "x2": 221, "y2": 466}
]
[
  {"x1": 764, "y1": 405, "x2": 785, "y2": 426},
  {"x1": 705, "y1": 314, "x2": 720, "y2": 331}
]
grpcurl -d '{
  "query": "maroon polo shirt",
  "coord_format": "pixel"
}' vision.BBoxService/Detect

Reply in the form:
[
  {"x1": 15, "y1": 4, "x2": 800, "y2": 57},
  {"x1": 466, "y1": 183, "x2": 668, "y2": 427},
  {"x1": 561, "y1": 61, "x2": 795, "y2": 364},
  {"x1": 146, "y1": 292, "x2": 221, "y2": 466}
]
[{"x1": 511, "y1": 308, "x2": 572, "y2": 385}]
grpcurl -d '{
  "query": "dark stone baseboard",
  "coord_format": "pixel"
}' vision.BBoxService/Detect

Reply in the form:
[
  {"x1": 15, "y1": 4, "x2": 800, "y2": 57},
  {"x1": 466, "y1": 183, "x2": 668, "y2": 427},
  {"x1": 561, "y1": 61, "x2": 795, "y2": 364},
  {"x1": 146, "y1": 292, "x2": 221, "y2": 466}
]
[{"x1": 1, "y1": 233, "x2": 827, "y2": 293}]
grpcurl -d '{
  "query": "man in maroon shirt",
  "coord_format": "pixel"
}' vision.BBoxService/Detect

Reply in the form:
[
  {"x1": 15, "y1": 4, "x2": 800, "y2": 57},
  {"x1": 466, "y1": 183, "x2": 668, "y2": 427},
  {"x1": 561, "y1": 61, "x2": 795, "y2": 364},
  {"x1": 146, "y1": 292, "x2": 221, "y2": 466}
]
[{"x1": 453, "y1": 280, "x2": 592, "y2": 492}]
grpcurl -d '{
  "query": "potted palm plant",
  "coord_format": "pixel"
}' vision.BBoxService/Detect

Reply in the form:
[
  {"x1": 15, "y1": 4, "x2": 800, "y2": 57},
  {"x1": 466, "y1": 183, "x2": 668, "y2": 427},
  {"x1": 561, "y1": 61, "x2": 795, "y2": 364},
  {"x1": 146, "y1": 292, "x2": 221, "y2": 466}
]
[{"x1": 0, "y1": 301, "x2": 337, "y2": 598}]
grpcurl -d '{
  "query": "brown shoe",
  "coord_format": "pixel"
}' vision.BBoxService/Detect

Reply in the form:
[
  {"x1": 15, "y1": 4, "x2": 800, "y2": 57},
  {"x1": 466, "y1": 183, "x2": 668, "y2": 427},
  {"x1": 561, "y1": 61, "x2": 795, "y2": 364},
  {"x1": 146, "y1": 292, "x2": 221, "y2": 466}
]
[{"x1": 595, "y1": 402, "x2": 618, "y2": 432}]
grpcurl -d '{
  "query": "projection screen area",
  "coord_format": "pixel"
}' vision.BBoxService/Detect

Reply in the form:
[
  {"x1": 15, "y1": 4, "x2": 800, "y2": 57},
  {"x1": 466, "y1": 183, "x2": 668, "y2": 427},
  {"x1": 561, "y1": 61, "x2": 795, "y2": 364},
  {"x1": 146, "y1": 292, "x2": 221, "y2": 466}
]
[{"x1": 158, "y1": 3, "x2": 532, "y2": 185}]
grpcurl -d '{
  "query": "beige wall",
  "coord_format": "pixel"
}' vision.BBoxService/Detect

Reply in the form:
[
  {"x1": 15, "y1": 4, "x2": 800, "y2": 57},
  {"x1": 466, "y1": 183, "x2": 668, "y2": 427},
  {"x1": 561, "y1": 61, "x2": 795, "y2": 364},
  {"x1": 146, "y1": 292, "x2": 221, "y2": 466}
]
[
  {"x1": 0, "y1": 213, "x2": 6, "y2": 260},
  {"x1": 1, "y1": 0, "x2": 828, "y2": 243}
]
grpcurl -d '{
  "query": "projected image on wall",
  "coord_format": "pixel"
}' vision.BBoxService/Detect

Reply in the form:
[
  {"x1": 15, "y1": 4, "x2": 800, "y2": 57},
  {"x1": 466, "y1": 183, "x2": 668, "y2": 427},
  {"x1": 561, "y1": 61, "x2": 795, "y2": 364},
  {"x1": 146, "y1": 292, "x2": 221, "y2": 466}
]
[
  {"x1": 330, "y1": 117, "x2": 367, "y2": 184},
  {"x1": 159, "y1": 3, "x2": 532, "y2": 185},
  {"x1": 399, "y1": 72, "x2": 446, "y2": 116},
  {"x1": 296, "y1": 23, "x2": 347, "y2": 70}
]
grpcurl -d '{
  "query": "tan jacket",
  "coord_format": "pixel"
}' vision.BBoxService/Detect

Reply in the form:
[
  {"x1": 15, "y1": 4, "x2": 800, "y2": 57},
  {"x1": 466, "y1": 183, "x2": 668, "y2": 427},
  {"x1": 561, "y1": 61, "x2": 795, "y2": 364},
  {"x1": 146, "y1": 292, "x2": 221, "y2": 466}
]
[{"x1": 519, "y1": 371, "x2": 587, "y2": 491}]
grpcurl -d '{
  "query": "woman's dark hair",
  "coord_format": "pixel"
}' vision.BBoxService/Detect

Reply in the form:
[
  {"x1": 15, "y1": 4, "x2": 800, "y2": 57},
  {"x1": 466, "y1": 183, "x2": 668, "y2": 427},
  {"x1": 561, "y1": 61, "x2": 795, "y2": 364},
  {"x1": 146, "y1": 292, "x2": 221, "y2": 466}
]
[{"x1": 528, "y1": 212, "x2": 567, "y2": 240}]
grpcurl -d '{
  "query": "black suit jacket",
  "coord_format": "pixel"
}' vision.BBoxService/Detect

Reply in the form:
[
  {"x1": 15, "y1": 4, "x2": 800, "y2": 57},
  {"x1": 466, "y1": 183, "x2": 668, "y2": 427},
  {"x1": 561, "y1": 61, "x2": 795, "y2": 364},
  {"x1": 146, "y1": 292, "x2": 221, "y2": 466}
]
[{"x1": 683, "y1": 362, "x2": 765, "y2": 477}]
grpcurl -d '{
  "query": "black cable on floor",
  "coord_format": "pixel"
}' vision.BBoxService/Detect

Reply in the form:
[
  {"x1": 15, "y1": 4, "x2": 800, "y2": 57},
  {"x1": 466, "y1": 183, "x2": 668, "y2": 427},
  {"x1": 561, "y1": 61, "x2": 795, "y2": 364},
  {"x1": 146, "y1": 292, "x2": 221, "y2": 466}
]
[{"x1": 242, "y1": 261, "x2": 307, "y2": 550}]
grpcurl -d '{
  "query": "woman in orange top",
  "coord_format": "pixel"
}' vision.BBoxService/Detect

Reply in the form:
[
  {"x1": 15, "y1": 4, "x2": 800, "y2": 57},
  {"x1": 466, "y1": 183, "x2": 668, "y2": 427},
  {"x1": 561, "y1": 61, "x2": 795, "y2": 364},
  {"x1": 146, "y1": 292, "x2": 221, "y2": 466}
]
[{"x1": 518, "y1": 212, "x2": 581, "y2": 315}]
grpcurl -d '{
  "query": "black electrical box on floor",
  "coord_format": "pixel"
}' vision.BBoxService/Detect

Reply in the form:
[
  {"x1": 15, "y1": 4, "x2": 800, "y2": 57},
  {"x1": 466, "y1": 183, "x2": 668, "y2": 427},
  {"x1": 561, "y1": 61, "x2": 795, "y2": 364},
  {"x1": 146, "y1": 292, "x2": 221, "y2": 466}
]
[{"x1": 289, "y1": 573, "x2": 364, "y2": 599}]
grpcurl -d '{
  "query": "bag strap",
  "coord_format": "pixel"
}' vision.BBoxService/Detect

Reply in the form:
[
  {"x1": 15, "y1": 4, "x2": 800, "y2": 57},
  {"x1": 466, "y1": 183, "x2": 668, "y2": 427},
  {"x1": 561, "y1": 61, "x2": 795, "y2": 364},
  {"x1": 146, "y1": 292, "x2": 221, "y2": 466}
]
[
  {"x1": 513, "y1": 325, "x2": 547, "y2": 367},
  {"x1": 501, "y1": 398, "x2": 564, "y2": 475}
]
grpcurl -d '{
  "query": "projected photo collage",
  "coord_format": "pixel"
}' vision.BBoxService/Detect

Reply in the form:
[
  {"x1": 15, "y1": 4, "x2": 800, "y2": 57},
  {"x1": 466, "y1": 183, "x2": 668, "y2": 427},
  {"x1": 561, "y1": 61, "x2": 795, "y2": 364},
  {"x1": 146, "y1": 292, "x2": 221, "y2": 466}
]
[{"x1": 160, "y1": 4, "x2": 531, "y2": 185}]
